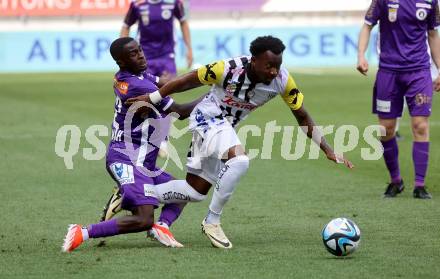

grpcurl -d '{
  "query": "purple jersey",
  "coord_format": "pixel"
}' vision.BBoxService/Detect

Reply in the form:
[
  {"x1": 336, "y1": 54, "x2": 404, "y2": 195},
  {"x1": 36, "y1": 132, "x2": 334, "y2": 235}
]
[
  {"x1": 108, "y1": 70, "x2": 173, "y2": 168},
  {"x1": 365, "y1": 0, "x2": 440, "y2": 71},
  {"x1": 124, "y1": 0, "x2": 187, "y2": 59}
]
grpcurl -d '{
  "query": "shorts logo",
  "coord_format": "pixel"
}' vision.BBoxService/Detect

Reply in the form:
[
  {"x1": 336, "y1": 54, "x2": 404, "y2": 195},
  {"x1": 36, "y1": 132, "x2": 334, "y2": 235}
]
[
  {"x1": 110, "y1": 163, "x2": 134, "y2": 185},
  {"x1": 376, "y1": 99, "x2": 391, "y2": 113},
  {"x1": 415, "y1": 93, "x2": 432, "y2": 105},
  {"x1": 143, "y1": 184, "x2": 156, "y2": 198},
  {"x1": 416, "y1": 8, "x2": 428, "y2": 20}
]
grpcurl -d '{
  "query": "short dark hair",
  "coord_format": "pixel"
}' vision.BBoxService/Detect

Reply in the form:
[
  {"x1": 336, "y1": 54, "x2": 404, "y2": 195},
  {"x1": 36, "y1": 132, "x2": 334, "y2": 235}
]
[
  {"x1": 249, "y1": 36, "x2": 285, "y2": 56},
  {"x1": 110, "y1": 37, "x2": 135, "y2": 61}
]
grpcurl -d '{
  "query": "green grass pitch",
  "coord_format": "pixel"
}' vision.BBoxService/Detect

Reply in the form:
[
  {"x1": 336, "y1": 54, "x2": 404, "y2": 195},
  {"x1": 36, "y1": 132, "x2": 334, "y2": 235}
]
[{"x1": 0, "y1": 69, "x2": 439, "y2": 278}]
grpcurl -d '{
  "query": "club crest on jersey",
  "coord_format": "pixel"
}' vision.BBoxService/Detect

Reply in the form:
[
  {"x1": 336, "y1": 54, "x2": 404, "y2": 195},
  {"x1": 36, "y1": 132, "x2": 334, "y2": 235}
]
[
  {"x1": 246, "y1": 90, "x2": 255, "y2": 99},
  {"x1": 416, "y1": 8, "x2": 428, "y2": 20},
  {"x1": 388, "y1": 7, "x2": 398, "y2": 22},
  {"x1": 225, "y1": 81, "x2": 239, "y2": 95},
  {"x1": 110, "y1": 163, "x2": 134, "y2": 185},
  {"x1": 114, "y1": 79, "x2": 129, "y2": 95}
]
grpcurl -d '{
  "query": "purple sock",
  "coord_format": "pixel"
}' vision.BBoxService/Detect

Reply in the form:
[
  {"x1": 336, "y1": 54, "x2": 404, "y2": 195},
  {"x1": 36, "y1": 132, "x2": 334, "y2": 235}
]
[
  {"x1": 413, "y1": 141, "x2": 429, "y2": 188},
  {"x1": 158, "y1": 204, "x2": 183, "y2": 227},
  {"x1": 381, "y1": 137, "x2": 401, "y2": 183},
  {"x1": 88, "y1": 219, "x2": 119, "y2": 238}
]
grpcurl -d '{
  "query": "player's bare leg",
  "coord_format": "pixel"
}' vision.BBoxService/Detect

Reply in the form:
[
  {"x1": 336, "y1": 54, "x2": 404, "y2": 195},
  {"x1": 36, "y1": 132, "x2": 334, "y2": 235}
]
[
  {"x1": 379, "y1": 118, "x2": 404, "y2": 197},
  {"x1": 202, "y1": 145, "x2": 249, "y2": 249},
  {"x1": 63, "y1": 204, "x2": 156, "y2": 252}
]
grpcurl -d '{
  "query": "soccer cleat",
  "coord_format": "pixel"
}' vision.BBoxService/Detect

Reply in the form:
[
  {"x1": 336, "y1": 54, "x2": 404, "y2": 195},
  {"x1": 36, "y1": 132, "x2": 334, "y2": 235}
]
[
  {"x1": 100, "y1": 187, "x2": 122, "y2": 222},
  {"x1": 62, "y1": 224, "x2": 84, "y2": 253},
  {"x1": 201, "y1": 219, "x2": 232, "y2": 249},
  {"x1": 147, "y1": 222, "x2": 183, "y2": 248},
  {"x1": 413, "y1": 187, "x2": 432, "y2": 199},
  {"x1": 384, "y1": 180, "x2": 404, "y2": 198}
]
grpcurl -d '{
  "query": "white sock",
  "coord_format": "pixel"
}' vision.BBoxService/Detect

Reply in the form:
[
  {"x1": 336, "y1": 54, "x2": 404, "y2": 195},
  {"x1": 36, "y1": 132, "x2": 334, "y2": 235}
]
[
  {"x1": 207, "y1": 155, "x2": 249, "y2": 224},
  {"x1": 82, "y1": 228, "x2": 89, "y2": 241},
  {"x1": 154, "y1": 180, "x2": 207, "y2": 204}
]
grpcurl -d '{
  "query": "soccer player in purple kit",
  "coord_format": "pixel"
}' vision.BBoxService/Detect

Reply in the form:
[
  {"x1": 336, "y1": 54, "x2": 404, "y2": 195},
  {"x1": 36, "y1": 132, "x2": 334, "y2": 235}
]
[
  {"x1": 62, "y1": 37, "x2": 205, "y2": 252},
  {"x1": 100, "y1": 0, "x2": 193, "y2": 240},
  {"x1": 357, "y1": 0, "x2": 440, "y2": 199},
  {"x1": 120, "y1": 0, "x2": 192, "y2": 79},
  {"x1": 121, "y1": 0, "x2": 192, "y2": 164}
]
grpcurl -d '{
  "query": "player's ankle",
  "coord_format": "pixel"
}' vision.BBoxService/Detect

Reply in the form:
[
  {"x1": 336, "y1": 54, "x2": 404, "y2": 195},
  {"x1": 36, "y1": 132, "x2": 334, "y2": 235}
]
[{"x1": 205, "y1": 210, "x2": 221, "y2": 224}]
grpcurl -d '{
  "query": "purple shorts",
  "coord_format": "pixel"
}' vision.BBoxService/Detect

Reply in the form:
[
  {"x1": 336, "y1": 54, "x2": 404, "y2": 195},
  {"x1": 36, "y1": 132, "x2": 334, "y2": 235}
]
[
  {"x1": 373, "y1": 69, "x2": 433, "y2": 118},
  {"x1": 146, "y1": 53, "x2": 177, "y2": 77},
  {"x1": 106, "y1": 160, "x2": 174, "y2": 211}
]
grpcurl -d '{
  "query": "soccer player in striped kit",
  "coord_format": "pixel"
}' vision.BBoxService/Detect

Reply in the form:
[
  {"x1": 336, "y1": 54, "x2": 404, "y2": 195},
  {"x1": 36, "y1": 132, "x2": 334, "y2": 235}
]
[{"x1": 126, "y1": 36, "x2": 354, "y2": 249}]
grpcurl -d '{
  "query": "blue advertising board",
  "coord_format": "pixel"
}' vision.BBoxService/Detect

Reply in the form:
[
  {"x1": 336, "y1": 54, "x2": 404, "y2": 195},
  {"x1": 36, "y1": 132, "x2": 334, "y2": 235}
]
[{"x1": 0, "y1": 26, "x2": 378, "y2": 73}]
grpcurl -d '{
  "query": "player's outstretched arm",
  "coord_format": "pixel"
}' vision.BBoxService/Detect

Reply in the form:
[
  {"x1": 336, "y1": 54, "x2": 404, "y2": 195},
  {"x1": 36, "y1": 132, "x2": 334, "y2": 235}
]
[
  {"x1": 168, "y1": 94, "x2": 207, "y2": 120},
  {"x1": 125, "y1": 71, "x2": 203, "y2": 106},
  {"x1": 291, "y1": 106, "x2": 354, "y2": 169}
]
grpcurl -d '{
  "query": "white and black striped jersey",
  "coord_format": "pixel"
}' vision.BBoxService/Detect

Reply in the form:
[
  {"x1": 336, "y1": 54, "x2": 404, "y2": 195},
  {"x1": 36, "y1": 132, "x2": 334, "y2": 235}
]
[{"x1": 190, "y1": 56, "x2": 304, "y2": 130}]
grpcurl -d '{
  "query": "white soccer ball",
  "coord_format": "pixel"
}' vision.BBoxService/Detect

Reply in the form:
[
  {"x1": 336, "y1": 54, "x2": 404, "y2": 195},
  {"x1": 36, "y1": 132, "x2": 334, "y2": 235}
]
[{"x1": 322, "y1": 217, "x2": 361, "y2": 256}]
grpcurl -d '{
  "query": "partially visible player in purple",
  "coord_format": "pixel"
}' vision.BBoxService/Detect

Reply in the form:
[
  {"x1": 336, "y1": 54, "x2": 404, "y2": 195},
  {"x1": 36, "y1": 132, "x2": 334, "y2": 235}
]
[
  {"x1": 62, "y1": 37, "x2": 203, "y2": 252},
  {"x1": 357, "y1": 0, "x2": 440, "y2": 199},
  {"x1": 120, "y1": 0, "x2": 192, "y2": 78},
  {"x1": 120, "y1": 0, "x2": 192, "y2": 161}
]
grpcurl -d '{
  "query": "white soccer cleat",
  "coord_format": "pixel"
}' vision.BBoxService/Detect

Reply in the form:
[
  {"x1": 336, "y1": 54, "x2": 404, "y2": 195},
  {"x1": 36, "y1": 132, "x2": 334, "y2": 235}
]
[
  {"x1": 147, "y1": 222, "x2": 183, "y2": 248},
  {"x1": 62, "y1": 224, "x2": 84, "y2": 253},
  {"x1": 201, "y1": 219, "x2": 232, "y2": 249}
]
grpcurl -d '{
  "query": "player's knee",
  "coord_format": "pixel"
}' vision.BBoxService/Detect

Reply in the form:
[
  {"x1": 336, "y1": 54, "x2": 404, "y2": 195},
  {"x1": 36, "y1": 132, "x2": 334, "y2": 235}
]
[
  {"x1": 226, "y1": 155, "x2": 250, "y2": 174},
  {"x1": 191, "y1": 191, "x2": 207, "y2": 202},
  {"x1": 412, "y1": 121, "x2": 429, "y2": 137},
  {"x1": 383, "y1": 126, "x2": 395, "y2": 138}
]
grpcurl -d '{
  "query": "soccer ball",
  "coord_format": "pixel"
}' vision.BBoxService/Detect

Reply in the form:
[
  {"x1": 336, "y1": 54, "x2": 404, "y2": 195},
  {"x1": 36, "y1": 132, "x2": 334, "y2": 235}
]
[{"x1": 322, "y1": 218, "x2": 361, "y2": 256}]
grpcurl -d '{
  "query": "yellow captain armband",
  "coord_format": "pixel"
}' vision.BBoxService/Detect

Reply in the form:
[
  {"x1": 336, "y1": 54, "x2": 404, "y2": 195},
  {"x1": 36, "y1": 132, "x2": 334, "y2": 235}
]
[
  {"x1": 197, "y1": 60, "x2": 225, "y2": 85},
  {"x1": 281, "y1": 74, "x2": 304, "y2": 110}
]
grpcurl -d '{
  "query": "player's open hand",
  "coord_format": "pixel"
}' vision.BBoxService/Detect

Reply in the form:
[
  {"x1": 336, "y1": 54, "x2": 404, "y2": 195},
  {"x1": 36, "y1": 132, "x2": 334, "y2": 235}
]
[
  {"x1": 433, "y1": 75, "x2": 440, "y2": 92},
  {"x1": 125, "y1": 95, "x2": 151, "y2": 106},
  {"x1": 356, "y1": 57, "x2": 369, "y2": 76},
  {"x1": 326, "y1": 152, "x2": 354, "y2": 169}
]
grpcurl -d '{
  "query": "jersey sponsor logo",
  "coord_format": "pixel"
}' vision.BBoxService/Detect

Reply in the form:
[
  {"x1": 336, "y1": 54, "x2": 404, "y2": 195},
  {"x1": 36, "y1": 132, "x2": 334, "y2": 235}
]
[
  {"x1": 376, "y1": 99, "x2": 391, "y2": 113},
  {"x1": 204, "y1": 62, "x2": 218, "y2": 81},
  {"x1": 416, "y1": 3, "x2": 432, "y2": 9},
  {"x1": 222, "y1": 96, "x2": 256, "y2": 110},
  {"x1": 110, "y1": 163, "x2": 135, "y2": 185},
  {"x1": 114, "y1": 79, "x2": 129, "y2": 95},
  {"x1": 416, "y1": 8, "x2": 428, "y2": 20}
]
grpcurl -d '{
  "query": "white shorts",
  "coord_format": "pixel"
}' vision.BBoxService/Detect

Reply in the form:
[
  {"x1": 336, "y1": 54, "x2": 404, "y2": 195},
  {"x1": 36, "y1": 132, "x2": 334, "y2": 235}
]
[{"x1": 186, "y1": 124, "x2": 242, "y2": 185}]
